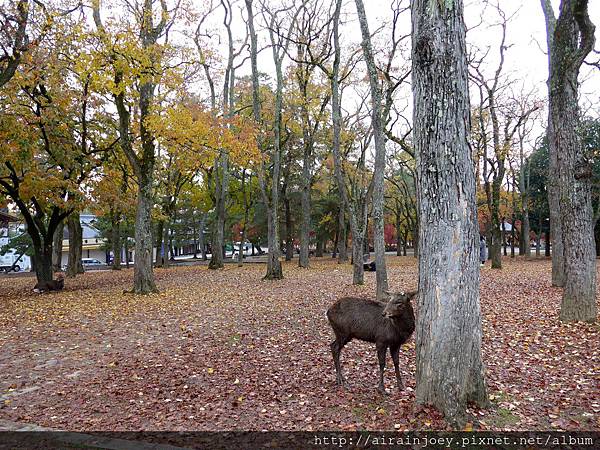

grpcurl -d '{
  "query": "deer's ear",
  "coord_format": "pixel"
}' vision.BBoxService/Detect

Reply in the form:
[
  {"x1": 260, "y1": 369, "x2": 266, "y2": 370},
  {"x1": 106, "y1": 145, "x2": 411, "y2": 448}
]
[{"x1": 406, "y1": 291, "x2": 418, "y2": 300}]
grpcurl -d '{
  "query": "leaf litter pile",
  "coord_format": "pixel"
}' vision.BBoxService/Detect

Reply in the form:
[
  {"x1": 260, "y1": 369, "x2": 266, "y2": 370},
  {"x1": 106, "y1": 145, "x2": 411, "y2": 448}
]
[{"x1": 0, "y1": 258, "x2": 598, "y2": 431}]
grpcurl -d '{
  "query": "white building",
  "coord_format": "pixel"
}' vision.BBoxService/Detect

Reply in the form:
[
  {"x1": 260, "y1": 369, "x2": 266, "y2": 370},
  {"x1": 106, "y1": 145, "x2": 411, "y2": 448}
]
[{"x1": 60, "y1": 213, "x2": 109, "y2": 267}]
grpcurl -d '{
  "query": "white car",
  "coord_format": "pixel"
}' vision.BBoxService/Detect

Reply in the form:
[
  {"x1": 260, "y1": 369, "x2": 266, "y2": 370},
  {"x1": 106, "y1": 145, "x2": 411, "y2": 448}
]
[{"x1": 82, "y1": 258, "x2": 104, "y2": 267}]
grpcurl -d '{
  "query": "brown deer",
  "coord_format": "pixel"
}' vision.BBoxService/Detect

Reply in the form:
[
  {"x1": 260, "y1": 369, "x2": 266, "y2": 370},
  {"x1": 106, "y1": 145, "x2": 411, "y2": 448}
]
[{"x1": 326, "y1": 291, "x2": 416, "y2": 393}]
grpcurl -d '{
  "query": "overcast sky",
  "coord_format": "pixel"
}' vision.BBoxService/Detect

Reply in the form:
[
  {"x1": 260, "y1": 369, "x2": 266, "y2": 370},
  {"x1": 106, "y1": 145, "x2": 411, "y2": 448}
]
[
  {"x1": 365, "y1": 0, "x2": 600, "y2": 110},
  {"x1": 198, "y1": 0, "x2": 599, "y2": 152}
]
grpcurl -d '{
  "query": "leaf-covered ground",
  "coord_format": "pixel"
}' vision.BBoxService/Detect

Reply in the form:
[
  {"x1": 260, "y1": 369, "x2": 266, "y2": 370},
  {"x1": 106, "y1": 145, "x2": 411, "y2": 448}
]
[{"x1": 0, "y1": 257, "x2": 598, "y2": 431}]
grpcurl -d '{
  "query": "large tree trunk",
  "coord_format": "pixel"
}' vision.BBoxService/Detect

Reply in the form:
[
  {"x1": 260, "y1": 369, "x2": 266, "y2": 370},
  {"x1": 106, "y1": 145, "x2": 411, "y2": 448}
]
[
  {"x1": 66, "y1": 212, "x2": 84, "y2": 278},
  {"x1": 18, "y1": 207, "x2": 66, "y2": 286},
  {"x1": 542, "y1": 0, "x2": 596, "y2": 321},
  {"x1": 351, "y1": 232, "x2": 364, "y2": 285},
  {"x1": 265, "y1": 208, "x2": 283, "y2": 279},
  {"x1": 595, "y1": 220, "x2": 600, "y2": 257},
  {"x1": 52, "y1": 221, "x2": 64, "y2": 272},
  {"x1": 412, "y1": 0, "x2": 488, "y2": 426},
  {"x1": 133, "y1": 170, "x2": 158, "y2": 293},
  {"x1": 548, "y1": 138, "x2": 565, "y2": 282},
  {"x1": 413, "y1": 222, "x2": 419, "y2": 259},
  {"x1": 209, "y1": 153, "x2": 228, "y2": 270},
  {"x1": 355, "y1": 0, "x2": 388, "y2": 300},
  {"x1": 33, "y1": 243, "x2": 54, "y2": 286}
]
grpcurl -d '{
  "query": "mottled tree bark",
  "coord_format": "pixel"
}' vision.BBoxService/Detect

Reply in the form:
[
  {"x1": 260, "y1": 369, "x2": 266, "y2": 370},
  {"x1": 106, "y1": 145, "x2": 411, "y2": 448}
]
[
  {"x1": 133, "y1": 170, "x2": 158, "y2": 293},
  {"x1": 541, "y1": 0, "x2": 597, "y2": 322},
  {"x1": 412, "y1": 0, "x2": 488, "y2": 426},
  {"x1": 594, "y1": 220, "x2": 600, "y2": 257}
]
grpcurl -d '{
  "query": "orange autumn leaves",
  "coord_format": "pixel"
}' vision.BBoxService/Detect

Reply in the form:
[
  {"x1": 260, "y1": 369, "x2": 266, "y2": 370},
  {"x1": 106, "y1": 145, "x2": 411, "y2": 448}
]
[{"x1": 147, "y1": 102, "x2": 261, "y2": 172}]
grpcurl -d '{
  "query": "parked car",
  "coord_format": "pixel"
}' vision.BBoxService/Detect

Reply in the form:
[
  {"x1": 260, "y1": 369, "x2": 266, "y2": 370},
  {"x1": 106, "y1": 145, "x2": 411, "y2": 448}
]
[{"x1": 81, "y1": 258, "x2": 104, "y2": 267}]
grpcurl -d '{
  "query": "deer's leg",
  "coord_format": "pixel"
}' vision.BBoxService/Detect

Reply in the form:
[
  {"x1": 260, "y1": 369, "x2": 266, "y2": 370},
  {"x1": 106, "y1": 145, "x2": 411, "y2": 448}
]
[
  {"x1": 376, "y1": 343, "x2": 388, "y2": 394},
  {"x1": 331, "y1": 335, "x2": 349, "y2": 387},
  {"x1": 390, "y1": 345, "x2": 403, "y2": 390}
]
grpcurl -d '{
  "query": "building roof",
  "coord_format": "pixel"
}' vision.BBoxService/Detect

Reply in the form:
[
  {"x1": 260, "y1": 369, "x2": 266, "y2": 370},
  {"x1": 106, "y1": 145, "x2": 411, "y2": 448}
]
[{"x1": 62, "y1": 213, "x2": 101, "y2": 239}]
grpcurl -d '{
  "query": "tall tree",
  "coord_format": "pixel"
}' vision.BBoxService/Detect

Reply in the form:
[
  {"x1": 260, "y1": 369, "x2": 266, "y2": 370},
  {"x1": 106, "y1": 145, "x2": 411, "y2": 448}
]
[
  {"x1": 93, "y1": 0, "x2": 177, "y2": 293},
  {"x1": 412, "y1": 0, "x2": 488, "y2": 425},
  {"x1": 285, "y1": 0, "x2": 332, "y2": 269},
  {"x1": 470, "y1": 4, "x2": 540, "y2": 269},
  {"x1": 354, "y1": 0, "x2": 388, "y2": 300},
  {"x1": 0, "y1": 15, "x2": 110, "y2": 285},
  {"x1": 321, "y1": 0, "x2": 372, "y2": 285},
  {"x1": 205, "y1": 0, "x2": 247, "y2": 270},
  {"x1": 245, "y1": 0, "x2": 292, "y2": 280},
  {"x1": 541, "y1": 0, "x2": 597, "y2": 322}
]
